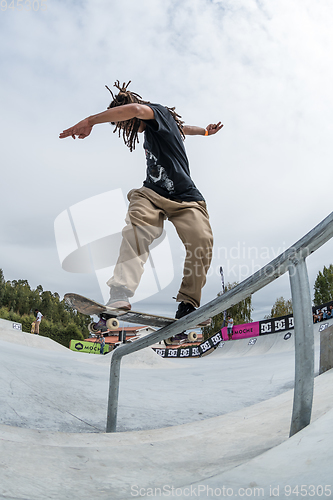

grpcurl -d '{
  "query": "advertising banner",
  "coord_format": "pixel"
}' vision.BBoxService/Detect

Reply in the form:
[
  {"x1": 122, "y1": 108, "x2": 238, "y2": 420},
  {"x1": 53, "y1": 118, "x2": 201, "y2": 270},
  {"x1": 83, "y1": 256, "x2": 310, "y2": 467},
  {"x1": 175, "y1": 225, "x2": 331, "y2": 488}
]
[
  {"x1": 152, "y1": 332, "x2": 224, "y2": 358},
  {"x1": 221, "y1": 321, "x2": 260, "y2": 341},
  {"x1": 70, "y1": 339, "x2": 110, "y2": 354},
  {"x1": 198, "y1": 331, "x2": 223, "y2": 355},
  {"x1": 313, "y1": 300, "x2": 333, "y2": 316},
  {"x1": 259, "y1": 314, "x2": 294, "y2": 335},
  {"x1": 153, "y1": 345, "x2": 201, "y2": 358}
]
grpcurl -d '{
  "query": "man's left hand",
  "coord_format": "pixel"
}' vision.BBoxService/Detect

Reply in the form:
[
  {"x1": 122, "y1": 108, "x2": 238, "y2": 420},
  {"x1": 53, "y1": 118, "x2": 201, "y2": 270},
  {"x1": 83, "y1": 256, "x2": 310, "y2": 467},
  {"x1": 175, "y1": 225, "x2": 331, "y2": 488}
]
[{"x1": 206, "y1": 122, "x2": 223, "y2": 135}]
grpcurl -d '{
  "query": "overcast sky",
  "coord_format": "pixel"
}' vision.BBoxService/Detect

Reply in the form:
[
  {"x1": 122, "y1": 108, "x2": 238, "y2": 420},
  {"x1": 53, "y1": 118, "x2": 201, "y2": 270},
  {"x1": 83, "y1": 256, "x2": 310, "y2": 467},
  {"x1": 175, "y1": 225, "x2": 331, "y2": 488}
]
[{"x1": 1, "y1": 0, "x2": 332, "y2": 321}]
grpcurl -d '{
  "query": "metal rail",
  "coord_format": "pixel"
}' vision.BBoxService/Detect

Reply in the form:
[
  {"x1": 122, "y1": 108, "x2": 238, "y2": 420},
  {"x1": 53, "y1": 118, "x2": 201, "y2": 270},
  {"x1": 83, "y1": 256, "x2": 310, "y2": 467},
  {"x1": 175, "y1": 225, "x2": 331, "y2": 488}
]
[{"x1": 106, "y1": 211, "x2": 333, "y2": 433}]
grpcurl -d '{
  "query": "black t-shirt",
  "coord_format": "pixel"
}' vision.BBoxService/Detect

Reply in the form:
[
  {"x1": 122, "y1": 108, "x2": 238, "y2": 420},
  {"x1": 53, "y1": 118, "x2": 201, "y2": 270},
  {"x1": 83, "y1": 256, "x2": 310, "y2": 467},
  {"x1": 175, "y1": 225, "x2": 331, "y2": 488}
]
[{"x1": 142, "y1": 103, "x2": 204, "y2": 202}]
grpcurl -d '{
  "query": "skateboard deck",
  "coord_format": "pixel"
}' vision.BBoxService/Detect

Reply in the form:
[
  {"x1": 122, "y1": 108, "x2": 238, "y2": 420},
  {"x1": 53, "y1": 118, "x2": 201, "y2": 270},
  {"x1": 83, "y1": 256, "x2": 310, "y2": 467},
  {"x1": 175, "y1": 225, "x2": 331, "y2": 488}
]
[
  {"x1": 64, "y1": 293, "x2": 176, "y2": 329},
  {"x1": 64, "y1": 293, "x2": 200, "y2": 345}
]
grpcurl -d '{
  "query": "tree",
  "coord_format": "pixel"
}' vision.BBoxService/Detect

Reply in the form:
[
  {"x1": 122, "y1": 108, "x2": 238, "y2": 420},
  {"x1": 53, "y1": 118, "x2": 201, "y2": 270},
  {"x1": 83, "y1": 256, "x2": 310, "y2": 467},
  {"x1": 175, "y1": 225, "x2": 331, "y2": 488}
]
[
  {"x1": 202, "y1": 281, "x2": 253, "y2": 340},
  {"x1": 314, "y1": 264, "x2": 333, "y2": 306},
  {"x1": 264, "y1": 296, "x2": 293, "y2": 319},
  {"x1": 0, "y1": 269, "x2": 4, "y2": 305},
  {"x1": 0, "y1": 270, "x2": 90, "y2": 341}
]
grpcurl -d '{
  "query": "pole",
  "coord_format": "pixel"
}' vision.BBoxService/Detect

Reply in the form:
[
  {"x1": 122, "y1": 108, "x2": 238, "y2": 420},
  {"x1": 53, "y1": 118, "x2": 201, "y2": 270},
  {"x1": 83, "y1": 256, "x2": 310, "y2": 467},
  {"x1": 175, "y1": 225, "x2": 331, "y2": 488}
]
[
  {"x1": 288, "y1": 256, "x2": 314, "y2": 437},
  {"x1": 220, "y1": 266, "x2": 227, "y2": 328}
]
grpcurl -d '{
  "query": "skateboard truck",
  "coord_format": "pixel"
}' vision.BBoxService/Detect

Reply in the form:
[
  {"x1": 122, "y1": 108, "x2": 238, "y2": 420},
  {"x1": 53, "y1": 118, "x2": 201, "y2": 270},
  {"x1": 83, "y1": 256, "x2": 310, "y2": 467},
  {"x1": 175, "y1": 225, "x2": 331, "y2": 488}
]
[
  {"x1": 164, "y1": 330, "x2": 198, "y2": 345},
  {"x1": 88, "y1": 313, "x2": 120, "y2": 334}
]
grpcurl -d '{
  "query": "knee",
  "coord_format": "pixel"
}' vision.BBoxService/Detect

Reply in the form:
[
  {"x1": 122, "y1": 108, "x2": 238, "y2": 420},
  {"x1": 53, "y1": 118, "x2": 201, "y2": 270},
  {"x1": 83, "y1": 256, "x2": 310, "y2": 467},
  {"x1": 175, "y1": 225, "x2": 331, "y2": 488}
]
[{"x1": 128, "y1": 208, "x2": 146, "y2": 226}]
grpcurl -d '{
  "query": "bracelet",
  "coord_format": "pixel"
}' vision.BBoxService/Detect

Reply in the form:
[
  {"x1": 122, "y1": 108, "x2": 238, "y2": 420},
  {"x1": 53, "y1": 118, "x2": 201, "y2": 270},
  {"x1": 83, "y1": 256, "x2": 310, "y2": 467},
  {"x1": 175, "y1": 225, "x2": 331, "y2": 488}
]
[{"x1": 204, "y1": 129, "x2": 209, "y2": 136}]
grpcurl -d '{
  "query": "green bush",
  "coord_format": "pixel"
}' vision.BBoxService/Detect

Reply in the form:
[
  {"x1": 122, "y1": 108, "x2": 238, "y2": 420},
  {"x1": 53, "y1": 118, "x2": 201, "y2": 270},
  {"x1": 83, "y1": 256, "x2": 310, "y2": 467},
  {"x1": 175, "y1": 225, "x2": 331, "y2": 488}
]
[
  {"x1": 0, "y1": 306, "x2": 10, "y2": 320},
  {"x1": 0, "y1": 307, "x2": 24, "y2": 325},
  {"x1": 21, "y1": 313, "x2": 37, "y2": 333},
  {"x1": 39, "y1": 321, "x2": 85, "y2": 347}
]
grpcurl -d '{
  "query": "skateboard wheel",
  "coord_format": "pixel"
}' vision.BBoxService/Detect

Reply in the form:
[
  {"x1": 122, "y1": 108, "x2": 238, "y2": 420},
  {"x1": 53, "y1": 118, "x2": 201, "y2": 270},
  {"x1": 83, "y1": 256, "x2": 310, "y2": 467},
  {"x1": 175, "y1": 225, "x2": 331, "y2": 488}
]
[
  {"x1": 106, "y1": 318, "x2": 119, "y2": 330},
  {"x1": 188, "y1": 331, "x2": 198, "y2": 342},
  {"x1": 88, "y1": 322, "x2": 99, "y2": 334},
  {"x1": 165, "y1": 337, "x2": 173, "y2": 345}
]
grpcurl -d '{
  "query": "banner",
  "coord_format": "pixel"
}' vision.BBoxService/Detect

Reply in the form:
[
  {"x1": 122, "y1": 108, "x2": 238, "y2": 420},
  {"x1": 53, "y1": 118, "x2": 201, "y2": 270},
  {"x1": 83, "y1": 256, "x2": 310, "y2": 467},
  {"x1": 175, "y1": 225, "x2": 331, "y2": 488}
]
[
  {"x1": 259, "y1": 314, "x2": 294, "y2": 335},
  {"x1": 221, "y1": 321, "x2": 260, "y2": 341},
  {"x1": 198, "y1": 331, "x2": 223, "y2": 355},
  {"x1": 313, "y1": 300, "x2": 333, "y2": 316},
  {"x1": 70, "y1": 339, "x2": 110, "y2": 354},
  {"x1": 152, "y1": 332, "x2": 223, "y2": 358},
  {"x1": 153, "y1": 345, "x2": 201, "y2": 358}
]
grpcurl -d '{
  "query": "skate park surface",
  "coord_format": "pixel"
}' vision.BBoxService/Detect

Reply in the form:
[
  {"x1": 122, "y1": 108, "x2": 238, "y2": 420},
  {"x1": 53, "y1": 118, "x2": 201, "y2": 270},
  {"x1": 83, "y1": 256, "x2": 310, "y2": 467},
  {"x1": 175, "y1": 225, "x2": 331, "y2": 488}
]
[{"x1": 0, "y1": 317, "x2": 333, "y2": 499}]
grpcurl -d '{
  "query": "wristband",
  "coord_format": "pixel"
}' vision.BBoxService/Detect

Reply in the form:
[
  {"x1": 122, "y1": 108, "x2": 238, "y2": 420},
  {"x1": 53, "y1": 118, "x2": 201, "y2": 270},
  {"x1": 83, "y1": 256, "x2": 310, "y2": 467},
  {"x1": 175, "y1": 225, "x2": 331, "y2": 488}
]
[{"x1": 204, "y1": 129, "x2": 209, "y2": 136}]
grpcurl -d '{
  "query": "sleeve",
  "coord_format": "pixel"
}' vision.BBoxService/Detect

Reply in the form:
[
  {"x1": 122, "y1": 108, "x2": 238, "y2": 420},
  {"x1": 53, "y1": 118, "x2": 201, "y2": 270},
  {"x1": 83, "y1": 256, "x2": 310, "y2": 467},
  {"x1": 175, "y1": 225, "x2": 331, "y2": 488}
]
[{"x1": 144, "y1": 104, "x2": 172, "y2": 135}]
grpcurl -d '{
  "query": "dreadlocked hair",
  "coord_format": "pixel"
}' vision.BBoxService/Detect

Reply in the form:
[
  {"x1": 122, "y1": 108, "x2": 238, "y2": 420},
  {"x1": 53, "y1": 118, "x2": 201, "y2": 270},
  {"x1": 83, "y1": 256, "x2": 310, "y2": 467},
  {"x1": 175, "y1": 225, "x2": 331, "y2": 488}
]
[{"x1": 105, "y1": 80, "x2": 185, "y2": 152}]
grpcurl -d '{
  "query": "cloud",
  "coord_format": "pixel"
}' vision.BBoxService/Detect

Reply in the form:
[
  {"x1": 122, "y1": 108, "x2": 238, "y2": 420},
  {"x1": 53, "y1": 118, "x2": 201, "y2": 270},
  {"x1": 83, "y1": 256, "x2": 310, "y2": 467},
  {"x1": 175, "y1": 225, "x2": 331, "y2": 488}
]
[{"x1": 0, "y1": 0, "x2": 333, "y2": 320}]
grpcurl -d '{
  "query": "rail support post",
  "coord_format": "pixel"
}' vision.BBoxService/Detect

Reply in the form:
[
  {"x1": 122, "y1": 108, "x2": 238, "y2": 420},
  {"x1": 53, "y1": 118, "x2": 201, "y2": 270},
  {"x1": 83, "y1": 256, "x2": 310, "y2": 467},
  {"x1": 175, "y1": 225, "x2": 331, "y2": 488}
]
[
  {"x1": 288, "y1": 256, "x2": 314, "y2": 437},
  {"x1": 106, "y1": 356, "x2": 121, "y2": 433}
]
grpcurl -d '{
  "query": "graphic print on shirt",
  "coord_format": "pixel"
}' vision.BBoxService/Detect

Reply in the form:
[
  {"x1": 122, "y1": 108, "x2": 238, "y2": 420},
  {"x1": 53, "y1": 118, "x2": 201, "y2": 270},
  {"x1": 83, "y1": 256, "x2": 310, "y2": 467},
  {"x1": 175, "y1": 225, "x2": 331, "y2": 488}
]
[{"x1": 145, "y1": 149, "x2": 175, "y2": 194}]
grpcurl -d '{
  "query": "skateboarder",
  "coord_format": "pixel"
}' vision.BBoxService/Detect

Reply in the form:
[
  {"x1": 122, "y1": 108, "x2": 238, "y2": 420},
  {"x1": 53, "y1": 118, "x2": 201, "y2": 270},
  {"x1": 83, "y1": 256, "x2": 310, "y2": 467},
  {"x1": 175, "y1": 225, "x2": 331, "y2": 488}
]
[{"x1": 59, "y1": 81, "x2": 223, "y2": 321}]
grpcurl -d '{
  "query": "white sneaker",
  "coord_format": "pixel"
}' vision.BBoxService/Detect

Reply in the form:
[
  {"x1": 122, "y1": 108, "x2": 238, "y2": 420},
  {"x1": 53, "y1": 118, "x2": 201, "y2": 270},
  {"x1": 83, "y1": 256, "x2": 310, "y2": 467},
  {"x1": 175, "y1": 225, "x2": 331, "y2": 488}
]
[{"x1": 105, "y1": 287, "x2": 131, "y2": 311}]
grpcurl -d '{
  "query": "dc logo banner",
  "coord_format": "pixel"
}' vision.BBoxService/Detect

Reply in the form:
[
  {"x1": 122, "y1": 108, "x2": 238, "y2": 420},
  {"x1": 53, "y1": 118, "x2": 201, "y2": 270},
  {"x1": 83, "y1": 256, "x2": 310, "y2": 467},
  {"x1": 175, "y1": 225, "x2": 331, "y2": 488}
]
[
  {"x1": 259, "y1": 313, "x2": 294, "y2": 335},
  {"x1": 152, "y1": 346, "x2": 201, "y2": 358},
  {"x1": 154, "y1": 349, "x2": 166, "y2": 358},
  {"x1": 260, "y1": 322, "x2": 272, "y2": 334},
  {"x1": 166, "y1": 349, "x2": 178, "y2": 358},
  {"x1": 198, "y1": 335, "x2": 221, "y2": 356},
  {"x1": 200, "y1": 341, "x2": 212, "y2": 353},
  {"x1": 211, "y1": 332, "x2": 222, "y2": 346},
  {"x1": 274, "y1": 319, "x2": 286, "y2": 331}
]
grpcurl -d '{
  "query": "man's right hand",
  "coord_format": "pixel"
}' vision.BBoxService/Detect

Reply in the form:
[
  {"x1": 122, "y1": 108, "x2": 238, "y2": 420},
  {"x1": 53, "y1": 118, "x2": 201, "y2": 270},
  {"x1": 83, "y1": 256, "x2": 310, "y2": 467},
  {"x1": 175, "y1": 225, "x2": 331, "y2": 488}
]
[{"x1": 59, "y1": 118, "x2": 93, "y2": 139}]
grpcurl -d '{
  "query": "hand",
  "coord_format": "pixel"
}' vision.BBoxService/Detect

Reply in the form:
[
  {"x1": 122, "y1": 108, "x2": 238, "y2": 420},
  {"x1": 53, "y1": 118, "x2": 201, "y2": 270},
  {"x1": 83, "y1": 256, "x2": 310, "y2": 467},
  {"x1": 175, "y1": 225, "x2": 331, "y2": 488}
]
[
  {"x1": 59, "y1": 118, "x2": 92, "y2": 139},
  {"x1": 206, "y1": 122, "x2": 223, "y2": 135}
]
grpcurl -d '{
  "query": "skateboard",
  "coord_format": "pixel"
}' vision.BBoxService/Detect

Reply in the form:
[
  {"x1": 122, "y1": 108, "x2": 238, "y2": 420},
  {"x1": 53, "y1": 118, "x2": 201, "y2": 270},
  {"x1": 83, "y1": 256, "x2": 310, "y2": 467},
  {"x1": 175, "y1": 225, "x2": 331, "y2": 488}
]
[{"x1": 64, "y1": 293, "x2": 199, "y2": 345}]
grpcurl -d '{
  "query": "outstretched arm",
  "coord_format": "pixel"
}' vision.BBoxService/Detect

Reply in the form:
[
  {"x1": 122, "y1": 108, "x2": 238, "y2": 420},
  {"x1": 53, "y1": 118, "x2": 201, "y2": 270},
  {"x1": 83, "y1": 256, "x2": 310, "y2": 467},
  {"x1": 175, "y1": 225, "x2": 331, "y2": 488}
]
[
  {"x1": 59, "y1": 103, "x2": 154, "y2": 139},
  {"x1": 183, "y1": 122, "x2": 223, "y2": 136}
]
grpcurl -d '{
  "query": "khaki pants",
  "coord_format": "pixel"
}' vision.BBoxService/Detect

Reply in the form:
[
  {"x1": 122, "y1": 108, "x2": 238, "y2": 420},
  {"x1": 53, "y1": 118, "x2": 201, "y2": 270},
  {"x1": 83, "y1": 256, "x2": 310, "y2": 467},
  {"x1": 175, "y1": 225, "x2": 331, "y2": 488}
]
[{"x1": 107, "y1": 187, "x2": 213, "y2": 308}]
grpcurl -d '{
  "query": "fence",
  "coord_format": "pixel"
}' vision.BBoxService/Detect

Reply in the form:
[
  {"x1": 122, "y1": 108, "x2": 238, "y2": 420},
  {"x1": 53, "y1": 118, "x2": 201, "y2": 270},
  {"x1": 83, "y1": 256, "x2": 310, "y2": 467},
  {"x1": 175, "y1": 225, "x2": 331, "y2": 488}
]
[{"x1": 106, "y1": 212, "x2": 333, "y2": 434}]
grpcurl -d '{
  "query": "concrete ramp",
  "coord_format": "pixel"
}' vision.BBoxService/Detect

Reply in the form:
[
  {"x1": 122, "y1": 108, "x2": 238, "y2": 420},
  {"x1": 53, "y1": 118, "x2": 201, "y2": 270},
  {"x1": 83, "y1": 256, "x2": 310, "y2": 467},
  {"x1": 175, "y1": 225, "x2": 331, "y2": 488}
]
[
  {"x1": 1, "y1": 316, "x2": 333, "y2": 499},
  {"x1": 0, "y1": 368, "x2": 332, "y2": 500},
  {"x1": 0, "y1": 317, "x2": 71, "y2": 352},
  {"x1": 210, "y1": 318, "x2": 332, "y2": 359}
]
